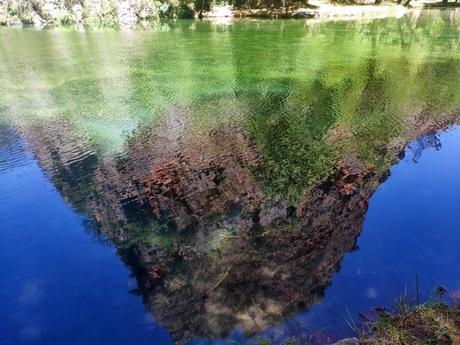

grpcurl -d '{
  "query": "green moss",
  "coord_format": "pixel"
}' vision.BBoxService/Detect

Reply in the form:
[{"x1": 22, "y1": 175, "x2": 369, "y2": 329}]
[
  {"x1": 122, "y1": 219, "x2": 197, "y2": 251},
  {"x1": 124, "y1": 221, "x2": 170, "y2": 245},
  {"x1": 207, "y1": 226, "x2": 237, "y2": 255},
  {"x1": 143, "y1": 231, "x2": 176, "y2": 248}
]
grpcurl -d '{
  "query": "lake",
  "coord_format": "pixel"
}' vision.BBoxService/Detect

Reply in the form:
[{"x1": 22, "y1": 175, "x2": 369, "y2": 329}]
[{"x1": 1, "y1": 9, "x2": 460, "y2": 345}]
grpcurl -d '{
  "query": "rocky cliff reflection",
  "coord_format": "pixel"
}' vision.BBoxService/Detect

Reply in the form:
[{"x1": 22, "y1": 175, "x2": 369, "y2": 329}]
[
  {"x1": 123, "y1": 110, "x2": 377, "y2": 342},
  {"x1": 17, "y1": 105, "x2": 457, "y2": 344},
  {"x1": 18, "y1": 114, "x2": 373, "y2": 343}
]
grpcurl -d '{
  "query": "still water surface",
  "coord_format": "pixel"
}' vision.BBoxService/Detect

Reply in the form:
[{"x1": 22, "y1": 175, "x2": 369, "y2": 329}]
[{"x1": 1, "y1": 10, "x2": 460, "y2": 345}]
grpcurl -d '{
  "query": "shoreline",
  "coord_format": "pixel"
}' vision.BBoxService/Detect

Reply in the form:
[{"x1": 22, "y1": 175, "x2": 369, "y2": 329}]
[
  {"x1": 204, "y1": 2, "x2": 408, "y2": 21},
  {"x1": 0, "y1": 1, "x2": 457, "y2": 29}
]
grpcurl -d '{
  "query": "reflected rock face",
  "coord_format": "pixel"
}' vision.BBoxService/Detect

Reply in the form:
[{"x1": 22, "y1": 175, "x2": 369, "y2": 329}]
[
  {"x1": 140, "y1": 126, "x2": 262, "y2": 231},
  {"x1": 113, "y1": 110, "x2": 382, "y2": 342},
  {"x1": 16, "y1": 106, "x2": 458, "y2": 344},
  {"x1": 136, "y1": 163, "x2": 377, "y2": 342}
]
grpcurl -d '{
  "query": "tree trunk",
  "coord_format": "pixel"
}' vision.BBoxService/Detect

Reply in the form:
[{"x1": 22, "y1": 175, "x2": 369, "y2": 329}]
[{"x1": 198, "y1": 0, "x2": 204, "y2": 19}]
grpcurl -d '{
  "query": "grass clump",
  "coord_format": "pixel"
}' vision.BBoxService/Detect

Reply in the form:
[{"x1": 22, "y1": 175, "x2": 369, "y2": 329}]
[{"x1": 363, "y1": 302, "x2": 460, "y2": 345}]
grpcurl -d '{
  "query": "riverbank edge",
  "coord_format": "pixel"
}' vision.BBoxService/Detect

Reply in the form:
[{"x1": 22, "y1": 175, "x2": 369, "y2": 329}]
[
  {"x1": 204, "y1": 3, "x2": 408, "y2": 21},
  {"x1": 329, "y1": 300, "x2": 460, "y2": 345},
  {"x1": 0, "y1": 1, "x2": 429, "y2": 29}
]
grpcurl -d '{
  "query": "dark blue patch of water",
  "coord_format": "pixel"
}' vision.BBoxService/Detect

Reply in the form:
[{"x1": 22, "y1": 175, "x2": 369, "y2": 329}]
[{"x1": 0, "y1": 127, "x2": 172, "y2": 345}]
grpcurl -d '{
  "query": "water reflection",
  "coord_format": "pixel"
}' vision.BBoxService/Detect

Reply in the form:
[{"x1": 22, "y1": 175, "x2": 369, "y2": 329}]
[
  {"x1": 0, "y1": 9, "x2": 460, "y2": 344},
  {"x1": 408, "y1": 132, "x2": 442, "y2": 162}
]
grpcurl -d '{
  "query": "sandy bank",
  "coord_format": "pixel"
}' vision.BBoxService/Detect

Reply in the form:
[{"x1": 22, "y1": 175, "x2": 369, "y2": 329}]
[{"x1": 203, "y1": 1, "x2": 408, "y2": 20}]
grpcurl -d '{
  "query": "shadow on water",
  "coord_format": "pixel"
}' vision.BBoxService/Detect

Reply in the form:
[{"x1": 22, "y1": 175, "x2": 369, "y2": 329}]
[{"x1": 1, "y1": 9, "x2": 460, "y2": 345}]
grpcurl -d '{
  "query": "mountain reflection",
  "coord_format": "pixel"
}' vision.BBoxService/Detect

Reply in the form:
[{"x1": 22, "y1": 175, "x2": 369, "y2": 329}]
[
  {"x1": 14, "y1": 108, "x2": 457, "y2": 343},
  {"x1": 15, "y1": 109, "x2": 377, "y2": 342}
]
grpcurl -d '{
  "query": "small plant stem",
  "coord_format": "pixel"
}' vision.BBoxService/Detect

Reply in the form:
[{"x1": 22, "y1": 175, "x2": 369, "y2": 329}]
[{"x1": 416, "y1": 272, "x2": 420, "y2": 305}]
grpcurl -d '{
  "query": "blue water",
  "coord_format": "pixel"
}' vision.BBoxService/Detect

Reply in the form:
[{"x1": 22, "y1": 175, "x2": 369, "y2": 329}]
[
  {"x1": 0, "y1": 127, "x2": 171, "y2": 345},
  {"x1": 1, "y1": 125, "x2": 460, "y2": 344}
]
